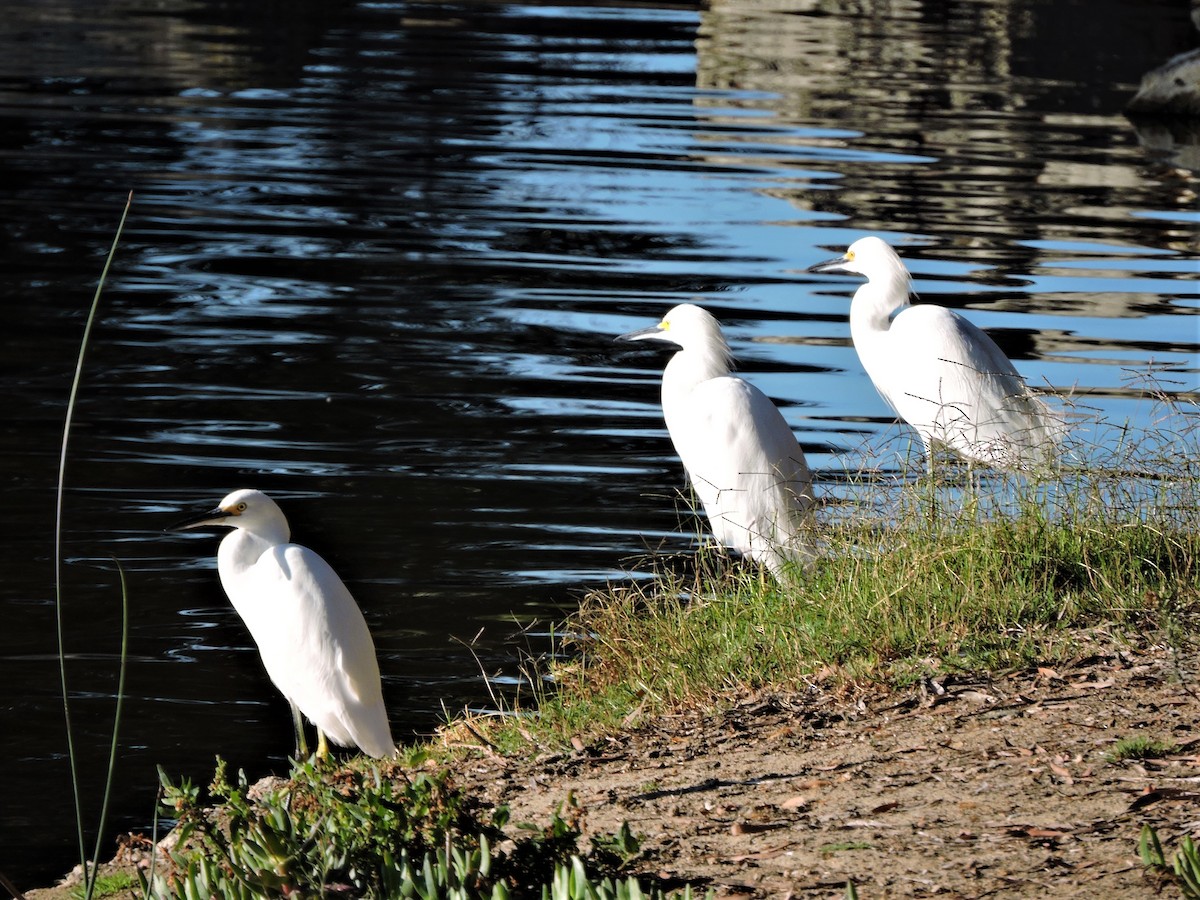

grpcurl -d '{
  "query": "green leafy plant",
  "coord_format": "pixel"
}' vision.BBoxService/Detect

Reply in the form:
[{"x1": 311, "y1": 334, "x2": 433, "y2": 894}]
[
  {"x1": 543, "y1": 856, "x2": 696, "y2": 900},
  {"x1": 1177, "y1": 836, "x2": 1200, "y2": 898},
  {"x1": 147, "y1": 758, "x2": 703, "y2": 899},
  {"x1": 1140, "y1": 825, "x2": 1200, "y2": 898},
  {"x1": 1141, "y1": 823, "x2": 1169, "y2": 869},
  {"x1": 591, "y1": 822, "x2": 642, "y2": 870}
]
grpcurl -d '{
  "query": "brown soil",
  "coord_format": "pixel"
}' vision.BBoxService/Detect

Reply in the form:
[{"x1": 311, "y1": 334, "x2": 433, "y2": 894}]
[
  {"x1": 455, "y1": 645, "x2": 1200, "y2": 898},
  {"x1": 26, "y1": 646, "x2": 1200, "y2": 899}
]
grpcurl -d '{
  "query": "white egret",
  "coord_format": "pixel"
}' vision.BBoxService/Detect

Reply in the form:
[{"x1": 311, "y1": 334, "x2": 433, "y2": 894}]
[
  {"x1": 170, "y1": 489, "x2": 395, "y2": 759},
  {"x1": 808, "y1": 237, "x2": 1062, "y2": 470},
  {"x1": 618, "y1": 303, "x2": 814, "y2": 575}
]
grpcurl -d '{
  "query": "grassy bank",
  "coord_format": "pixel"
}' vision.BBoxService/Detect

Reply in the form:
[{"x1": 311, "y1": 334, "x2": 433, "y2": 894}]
[
  {"x1": 63, "y1": 398, "x2": 1200, "y2": 898},
  {"x1": 472, "y1": 400, "x2": 1199, "y2": 750}
]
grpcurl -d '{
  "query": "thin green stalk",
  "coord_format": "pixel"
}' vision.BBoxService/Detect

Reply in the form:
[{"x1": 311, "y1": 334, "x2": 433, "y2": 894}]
[
  {"x1": 54, "y1": 191, "x2": 132, "y2": 889},
  {"x1": 86, "y1": 559, "x2": 130, "y2": 900},
  {"x1": 142, "y1": 782, "x2": 161, "y2": 900}
]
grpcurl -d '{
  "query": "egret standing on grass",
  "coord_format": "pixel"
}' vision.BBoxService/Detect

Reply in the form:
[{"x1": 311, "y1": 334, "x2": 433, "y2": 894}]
[
  {"x1": 618, "y1": 304, "x2": 814, "y2": 575},
  {"x1": 170, "y1": 489, "x2": 395, "y2": 759},
  {"x1": 808, "y1": 237, "x2": 1062, "y2": 470}
]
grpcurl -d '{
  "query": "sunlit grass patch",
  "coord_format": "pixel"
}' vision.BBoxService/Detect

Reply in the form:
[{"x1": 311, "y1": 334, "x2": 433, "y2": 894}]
[
  {"x1": 67, "y1": 872, "x2": 136, "y2": 900},
  {"x1": 486, "y1": 385, "x2": 1199, "y2": 747},
  {"x1": 1106, "y1": 734, "x2": 1180, "y2": 763}
]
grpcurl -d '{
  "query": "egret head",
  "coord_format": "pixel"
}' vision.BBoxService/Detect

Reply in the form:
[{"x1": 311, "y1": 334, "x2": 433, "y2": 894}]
[
  {"x1": 808, "y1": 236, "x2": 909, "y2": 283},
  {"x1": 168, "y1": 488, "x2": 290, "y2": 542},
  {"x1": 616, "y1": 303, "x2": 731, "y2": 358}
]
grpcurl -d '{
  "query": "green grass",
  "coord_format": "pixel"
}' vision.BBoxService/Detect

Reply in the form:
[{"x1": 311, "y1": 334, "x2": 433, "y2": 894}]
[
  {"x1": 1107, "y1": 734, "x2": 1180, "y2": 763},
  {"x1": 464, "y1": 393, "x2": 1199, "y2": 750},
  {"x1": 68, "y1": 872, "x2": 136, "y2": 899}
]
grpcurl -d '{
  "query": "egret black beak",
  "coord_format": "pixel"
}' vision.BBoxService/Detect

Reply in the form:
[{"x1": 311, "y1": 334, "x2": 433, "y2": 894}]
[
  {"x1": 616, "y1": 321, "x2": 685, "y2": 352},
  {"x1": 807, "y1": 255, "x2": 852, "y2": 274},
  {"x1": 615, "y1": 323, "x2": 666, "y2": 343},
  {"x1": 166, "y1": 506, "x2": 229, "y2": 533}
]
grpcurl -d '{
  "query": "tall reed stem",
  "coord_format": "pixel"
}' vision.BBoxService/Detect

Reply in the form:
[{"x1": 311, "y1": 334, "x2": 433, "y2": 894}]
[
  {"x1": 88, "y1": 559, "x2": 130, "y2": 899},
  {"x1": 54, "y1": 192, "x2": 133, "y2": 889}
]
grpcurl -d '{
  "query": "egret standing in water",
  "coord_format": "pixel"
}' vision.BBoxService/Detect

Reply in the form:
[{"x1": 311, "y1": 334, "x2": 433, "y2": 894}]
[
  {"x1": 808, "y1": 237, "x2": 1061, "y2": 470},
  {"x1": 170, "y1": 489, "x2": 395, "y2": 759},
  {"x1": 618, "y1": 304, "x2": 814, "y2": 575}
]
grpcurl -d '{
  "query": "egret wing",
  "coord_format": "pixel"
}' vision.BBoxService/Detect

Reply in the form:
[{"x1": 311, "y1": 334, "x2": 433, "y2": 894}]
[
  {"x1": 238, "y1": 544, "x2": 394, "y2": 757},
  {"x1": 671, "y1": 376, "x2": 812, "y2": 568},
  {"x1": 885, "y1": 306, "x2": 1060, "y2": 467}
]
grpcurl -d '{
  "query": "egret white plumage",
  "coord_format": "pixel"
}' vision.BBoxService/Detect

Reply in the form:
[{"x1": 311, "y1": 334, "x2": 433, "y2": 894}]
[
  {"x1": 618, "y1": 304, "x2": 814, "y2": 574},
  {"x1": 170, "y1": 489, "x2": 395, "y2": 759},
  {"x1": 808, "y1": 237, "x2": 1062, "y2": 470}
]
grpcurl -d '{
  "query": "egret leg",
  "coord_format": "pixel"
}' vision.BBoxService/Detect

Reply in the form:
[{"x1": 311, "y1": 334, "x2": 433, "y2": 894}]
[
  {"x1": 921, "y1": 445, "x2": 940, "y2": 528},
  {"x1": 290, "y1": 702, "x2": 309, "y2": 759},
  {"x1": 964, "y1": 458, "x2": 981, "y2": 520},
  {"x1": 316, "y1": 728, "x2": 330, "y2": 760}
]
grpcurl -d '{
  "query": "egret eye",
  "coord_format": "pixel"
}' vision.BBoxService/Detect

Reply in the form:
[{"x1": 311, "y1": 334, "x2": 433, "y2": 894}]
[
  {"x1": 845, "y1": 250, "x2": 855, "y2": 262},
  {"x1": 236, "y1": 502, "x2": 247, "y2": 512}
]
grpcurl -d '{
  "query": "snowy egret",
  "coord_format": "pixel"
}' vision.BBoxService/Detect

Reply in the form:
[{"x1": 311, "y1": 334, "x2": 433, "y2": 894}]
[
  {"x1": 808, "y1": 237, "x2": 1062, "y2": 470},
  {"x1": 618, "y1": 304, "x2": 814, "y2": 574},
  {"x1": 170, "y1": 489, "x2": 395, "y2": 759}
]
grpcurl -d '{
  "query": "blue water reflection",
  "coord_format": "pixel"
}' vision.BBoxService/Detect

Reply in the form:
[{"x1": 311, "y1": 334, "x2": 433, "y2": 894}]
[{"x1": 0, "y1": 0, "x2": 1196, "y2": 885}]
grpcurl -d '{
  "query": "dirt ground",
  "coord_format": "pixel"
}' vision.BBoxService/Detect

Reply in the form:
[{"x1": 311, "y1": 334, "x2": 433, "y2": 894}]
[
  {"x1": 452, "y1": 645, "x2": 1200, "y2": 898},
  {"x1": 28, "y1": 645, "x2": 1200, "y2": 899}
]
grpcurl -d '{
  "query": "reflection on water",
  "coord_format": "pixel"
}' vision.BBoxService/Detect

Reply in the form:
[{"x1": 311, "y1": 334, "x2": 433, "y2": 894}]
[{"x1": 0, "y1": 0, "x2": 1195, "y2": 884}]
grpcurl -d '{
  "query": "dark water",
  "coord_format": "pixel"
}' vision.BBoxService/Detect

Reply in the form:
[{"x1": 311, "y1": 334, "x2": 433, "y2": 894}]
[{"x1": 1, "y1": 0, "x2": 1196, "y2": 884}]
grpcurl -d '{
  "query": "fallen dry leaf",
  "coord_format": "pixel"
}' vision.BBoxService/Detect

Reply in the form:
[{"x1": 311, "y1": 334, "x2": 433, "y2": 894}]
[
  {"x1": 730, "y1": 820, "x2": 783, "y2": 836},
  {"x1": 1049, "y1": 760, "x2": 1073, "y2": 783}
]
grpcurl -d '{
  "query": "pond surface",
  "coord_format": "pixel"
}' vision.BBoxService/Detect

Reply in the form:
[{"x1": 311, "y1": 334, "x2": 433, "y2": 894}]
[{"x1": 0, "y1": 0, "x2": 1196, "y2": 884}]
